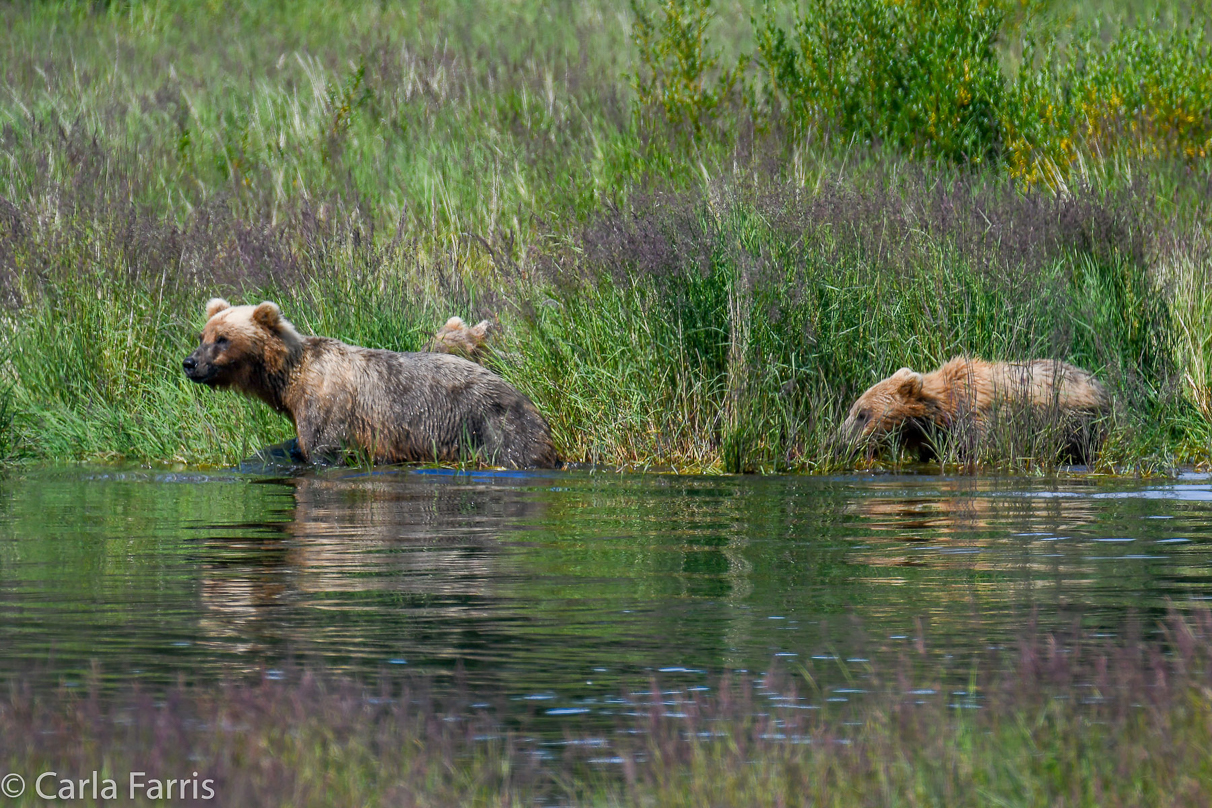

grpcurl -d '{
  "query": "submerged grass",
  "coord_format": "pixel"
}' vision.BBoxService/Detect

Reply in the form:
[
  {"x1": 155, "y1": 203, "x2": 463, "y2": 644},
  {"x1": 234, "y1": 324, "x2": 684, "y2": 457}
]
[
  {"x1": 4, "y1": 608, "x2": 1212, "y2": 806},
  {"x1": 0, "y1": 0, "x2": 1211, "y2": 471}
]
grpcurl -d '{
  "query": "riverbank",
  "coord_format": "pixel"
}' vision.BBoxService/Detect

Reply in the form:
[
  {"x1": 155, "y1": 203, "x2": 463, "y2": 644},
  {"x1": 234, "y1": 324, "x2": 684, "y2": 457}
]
[
  {"x1": 1, "y1": 0, "x2": 1210, "y2": 471},
  {"x1": 3, "y1": 608, "x2": 1210, "y2": 807}
]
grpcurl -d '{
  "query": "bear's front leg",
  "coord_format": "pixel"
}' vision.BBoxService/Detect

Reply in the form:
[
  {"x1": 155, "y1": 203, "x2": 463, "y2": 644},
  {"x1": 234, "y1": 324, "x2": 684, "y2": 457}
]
[{"x1": 290, "y1": 405, "x2": 348, "y2": 465}]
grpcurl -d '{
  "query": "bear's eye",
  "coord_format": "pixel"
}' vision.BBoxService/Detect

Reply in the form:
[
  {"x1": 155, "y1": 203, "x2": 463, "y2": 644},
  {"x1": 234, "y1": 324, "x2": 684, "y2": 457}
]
[
  {"x1": 857, "y1": 410, "x2": 870, "y2": 423},
  {"x1": 214, "y1": 336, "x2": 230, "y2": 348}
]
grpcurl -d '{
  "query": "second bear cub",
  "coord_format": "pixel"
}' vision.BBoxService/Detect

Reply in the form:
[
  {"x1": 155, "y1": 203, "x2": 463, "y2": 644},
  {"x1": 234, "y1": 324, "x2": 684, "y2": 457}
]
[
  {"x1": 839, "y1": 357, "x2": 1109, "y2": 462},
  {"x1": 183, "y1": 299, "x2": 559, "y2": 468}
]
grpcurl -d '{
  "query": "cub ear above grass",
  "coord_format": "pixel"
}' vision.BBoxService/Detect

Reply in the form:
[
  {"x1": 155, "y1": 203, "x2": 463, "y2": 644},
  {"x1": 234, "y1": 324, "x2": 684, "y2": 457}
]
[
  {"x1": 427, "y1": 316, "x2": 494, "y2": 362},
  {"x1": 205, "y1": 298, "x2": 231, "y2": 320},
  {"x1": 893, "y1": 368, "x2": 924, "y2": 397}
]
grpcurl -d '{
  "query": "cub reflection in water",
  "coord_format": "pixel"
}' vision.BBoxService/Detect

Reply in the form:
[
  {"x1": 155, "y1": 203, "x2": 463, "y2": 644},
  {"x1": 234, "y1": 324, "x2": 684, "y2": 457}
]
[
  {"x1": 845, "y1": 485, "x2": 1098, "y2": 581},
  {"x1": 850, "y1": 489, "x2": 1097, "y2": 539}
]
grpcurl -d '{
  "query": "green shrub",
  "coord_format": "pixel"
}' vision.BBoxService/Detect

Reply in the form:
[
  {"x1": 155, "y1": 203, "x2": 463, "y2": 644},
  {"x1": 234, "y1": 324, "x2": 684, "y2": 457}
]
[
  {"x1": 1003, "y1": 21, "x2": 1212, "y2": 185},
  {"x1": 632, "y1": 0, "x2": 1212, "y2": 180},
  {"x1": 630, "y1": 0, "x2": 742, "y2": 134},
  {"x1": 752, "y1": 0, "x2": 1007, "y2": 162}
]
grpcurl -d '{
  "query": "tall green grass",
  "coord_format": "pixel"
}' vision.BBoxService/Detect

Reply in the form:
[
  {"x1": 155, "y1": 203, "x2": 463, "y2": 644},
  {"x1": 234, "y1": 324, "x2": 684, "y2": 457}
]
[
  {"x1": 0, "y1": 0, "x2": 1210, "y2": 471},
  {"x1": 510, "y1": 169, "x2": 1210, "y2": 471}
]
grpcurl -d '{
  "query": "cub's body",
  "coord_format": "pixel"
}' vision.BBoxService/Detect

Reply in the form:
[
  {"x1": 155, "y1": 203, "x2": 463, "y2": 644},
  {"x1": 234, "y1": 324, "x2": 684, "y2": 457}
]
[{"x1": 840, "y1": 357, "x2": 1109, "y2": 462}]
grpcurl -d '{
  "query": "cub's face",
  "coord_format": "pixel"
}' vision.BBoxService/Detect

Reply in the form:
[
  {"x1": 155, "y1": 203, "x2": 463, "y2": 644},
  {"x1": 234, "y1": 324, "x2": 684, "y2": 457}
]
[
  {"x1": 839, "y1": 368, "x2": 926, "y2": 446},
  {"x1": 428, "y1": 316, "x2": 491, "y2": 361},
  {"x1": 183, "y1": 298, "x2": 286, "y2": 387}
]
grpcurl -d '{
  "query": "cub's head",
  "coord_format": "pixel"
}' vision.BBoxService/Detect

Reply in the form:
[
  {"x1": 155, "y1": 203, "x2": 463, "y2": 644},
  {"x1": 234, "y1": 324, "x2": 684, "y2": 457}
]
[
  {"x1": 183, "y1": 298, "x2": 302, "y2": 389},
  {"x1": 427, "y1": 316, "x2": 493, "y2": 362},
  {"x1": 838, "y1": 367, "x2": 934, "y2": 450}
]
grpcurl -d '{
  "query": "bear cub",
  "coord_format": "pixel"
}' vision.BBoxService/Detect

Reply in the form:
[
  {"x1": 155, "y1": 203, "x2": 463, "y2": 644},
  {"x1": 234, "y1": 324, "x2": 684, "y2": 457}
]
[
  {"x1": 839, "y1": 357, "x2": 1109, "y2": 463},
  {"x1": 427, "y1": 316, "x2": 493, "y2": 363},
  {"x1": 183, "y1": 299, "x2": 559, "y2": 468}
]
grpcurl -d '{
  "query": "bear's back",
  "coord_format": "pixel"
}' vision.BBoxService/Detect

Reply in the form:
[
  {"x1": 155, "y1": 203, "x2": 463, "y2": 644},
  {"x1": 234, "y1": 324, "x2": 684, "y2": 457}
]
[
  {"x1": 294, "y1": 338, "x2": 557, "y2": 468},
  {"x1": 992, "y1": 359, "x2": 1109, "y2": 413}
]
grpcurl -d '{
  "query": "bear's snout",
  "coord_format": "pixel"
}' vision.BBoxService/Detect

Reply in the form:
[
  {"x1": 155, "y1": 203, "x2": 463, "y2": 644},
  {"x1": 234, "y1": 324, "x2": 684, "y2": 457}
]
[
  {"x1": 830, "y1": 417, "x2": 866, "y2": 458},
  {"x1": 183, "y1": 350, "x2": 214, "y2": 384}
]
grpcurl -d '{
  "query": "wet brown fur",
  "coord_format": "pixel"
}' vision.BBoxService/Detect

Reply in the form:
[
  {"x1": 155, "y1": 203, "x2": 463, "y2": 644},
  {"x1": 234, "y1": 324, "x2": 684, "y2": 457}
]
[
  {"x1": 427, "y1": 316, "x2": 492, "y2": 363},
  {"x1": 184, "y1": 299, "x2": 559, "y2": 468},
  {"x1": 839, "y1": 357, "x2": 1110, "y2": 462}
]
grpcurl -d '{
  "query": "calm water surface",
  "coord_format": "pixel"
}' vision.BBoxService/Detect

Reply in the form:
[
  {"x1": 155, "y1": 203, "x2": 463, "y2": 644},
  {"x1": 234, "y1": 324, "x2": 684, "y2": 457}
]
[{"x1": 2, "y1": 466, "x2": 1211, "y2": 711}]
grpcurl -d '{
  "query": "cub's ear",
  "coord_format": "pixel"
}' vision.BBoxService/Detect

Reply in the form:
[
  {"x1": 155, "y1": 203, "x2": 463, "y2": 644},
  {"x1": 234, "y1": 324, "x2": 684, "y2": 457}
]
[
  {"x1": 205, "y1": 298, "x2": 231, "y2": 320},
  {"x1": 252, "y1": 301, "x2": 283, "y2": 331},
  {"x1": 469, "y1": 320, "x2": 492, "y2": 339},
  {"x1": 893, "y1": 367, "x2": 924, "y2": 398}
]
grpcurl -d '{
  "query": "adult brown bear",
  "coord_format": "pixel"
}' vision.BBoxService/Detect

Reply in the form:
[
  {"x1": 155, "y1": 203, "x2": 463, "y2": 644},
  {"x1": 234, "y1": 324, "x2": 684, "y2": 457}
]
[
  {"x1": 183, "y1": 299, "x2": 559, "y2": 468},
  {"x1": 838, "y1": 357, "x2": 1110, "y2": 463}
]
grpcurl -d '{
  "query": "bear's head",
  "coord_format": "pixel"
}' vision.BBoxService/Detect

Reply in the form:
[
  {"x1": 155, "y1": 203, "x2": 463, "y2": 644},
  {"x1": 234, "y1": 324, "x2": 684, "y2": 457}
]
[
  {"x1": 838, "y1": 367, "x2": 937, "y2": 450},
  {"x1": 183, "y1": 298, "x2": 303, "y2": 391}
]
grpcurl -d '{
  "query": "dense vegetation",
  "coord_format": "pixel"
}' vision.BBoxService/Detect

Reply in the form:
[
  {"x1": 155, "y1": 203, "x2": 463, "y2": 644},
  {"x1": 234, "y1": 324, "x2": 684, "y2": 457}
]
[{"x1": 1, "y1": 0, "x2": 1211, "y2": 470}]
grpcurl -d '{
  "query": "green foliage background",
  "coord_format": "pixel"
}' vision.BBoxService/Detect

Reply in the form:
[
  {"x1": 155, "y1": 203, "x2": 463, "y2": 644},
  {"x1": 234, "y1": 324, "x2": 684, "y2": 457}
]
[{"x1": 1, "y1": 0, "x2": 1211, "y2": 471}]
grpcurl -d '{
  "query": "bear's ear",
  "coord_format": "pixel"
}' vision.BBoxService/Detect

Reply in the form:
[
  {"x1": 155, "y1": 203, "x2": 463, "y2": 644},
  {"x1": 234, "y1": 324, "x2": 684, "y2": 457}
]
[
  {"x1": 469, "y1": 320, "x2": 491, "y2": 338},
  {"x1": 252, "y1": 301, "x2": 283, "y2": 331},
  {"x1": 205, "y1": 298, "x2": 231, "y2": 320},
  {"x1": 894, "y1": 368, "x2": 924, "y2": 398}
]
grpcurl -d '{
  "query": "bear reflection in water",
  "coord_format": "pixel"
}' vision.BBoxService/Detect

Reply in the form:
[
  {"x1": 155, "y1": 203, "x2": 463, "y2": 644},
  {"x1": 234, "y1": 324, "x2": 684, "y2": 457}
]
[
  {"x1": 844, "y1": 483, "x2": 1099, "y2": 580},
  {"x1": 197, "y1": 473, "x2": 547, "y2": 657},
  {"x1": 849, "y1": 488, "x2": 1097, "y2": 539}
]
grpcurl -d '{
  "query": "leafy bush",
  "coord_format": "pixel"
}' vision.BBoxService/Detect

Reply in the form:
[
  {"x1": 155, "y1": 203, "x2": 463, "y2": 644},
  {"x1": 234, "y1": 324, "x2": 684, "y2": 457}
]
[
  {"x1": 753, "y1": 0, "x2": 1006, "y2": 162},
  {"x1": 1003, "y1": 21, "x2": 1212, "y2": 184},
  {"x1": 630, "y1": 0, "x2": 741, "y2": 134},
  {"x1": 634, "y1": 0, "x2": 1212, "y2": 178}
]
